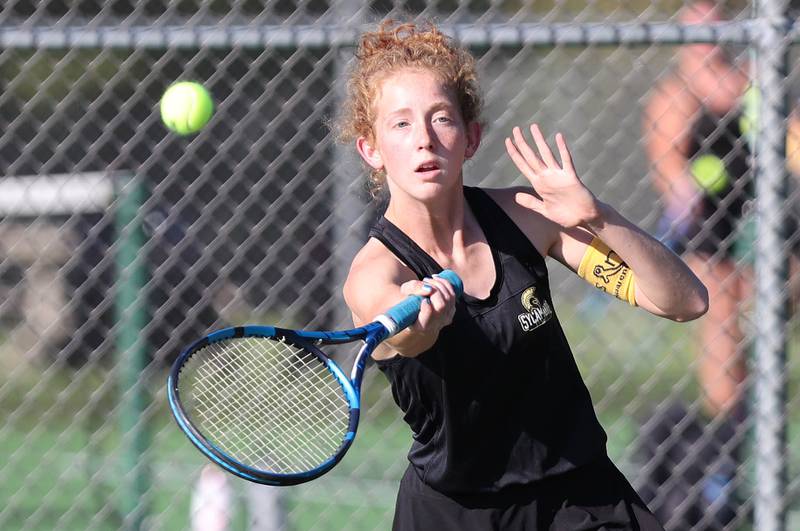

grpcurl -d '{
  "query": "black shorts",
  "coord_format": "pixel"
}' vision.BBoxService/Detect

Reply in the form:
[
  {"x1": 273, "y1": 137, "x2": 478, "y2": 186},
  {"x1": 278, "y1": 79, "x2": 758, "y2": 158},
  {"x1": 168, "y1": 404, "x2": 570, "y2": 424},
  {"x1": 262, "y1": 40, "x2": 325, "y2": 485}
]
[{"x1": 392, "y1": 458, "x2": 664, "y2": 531}]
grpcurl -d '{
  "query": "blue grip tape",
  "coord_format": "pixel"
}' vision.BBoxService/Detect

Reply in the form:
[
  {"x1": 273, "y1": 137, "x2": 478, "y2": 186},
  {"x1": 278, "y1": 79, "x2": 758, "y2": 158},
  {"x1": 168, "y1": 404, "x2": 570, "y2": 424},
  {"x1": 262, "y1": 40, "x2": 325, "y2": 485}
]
[
  {"x1": 383, "y1": 294, "x2": 424, "y2": 331},
  {"x1": 382, "y1": 269, "x2": 463, "y2": 332},
  {"x1": 434, "y1": 269, "x2": 463, "y2": 298}
]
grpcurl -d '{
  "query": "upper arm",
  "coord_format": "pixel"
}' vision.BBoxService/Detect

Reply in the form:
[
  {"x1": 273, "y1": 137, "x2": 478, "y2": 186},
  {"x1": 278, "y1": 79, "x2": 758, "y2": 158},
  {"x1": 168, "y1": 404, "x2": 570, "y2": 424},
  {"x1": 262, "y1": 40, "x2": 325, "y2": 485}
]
[
  {"x1": 343, "y1": 241, "x2": 413, "y2": 328},
  {"x1": 344, "y1": 246, "x2": 398, "y2": 356},
  {"x1": 644, "y1": 79, "x2": 696, "y2": 191},
  {"x1": 344, "y1": 240, "x2": 439, "y2": 359}
]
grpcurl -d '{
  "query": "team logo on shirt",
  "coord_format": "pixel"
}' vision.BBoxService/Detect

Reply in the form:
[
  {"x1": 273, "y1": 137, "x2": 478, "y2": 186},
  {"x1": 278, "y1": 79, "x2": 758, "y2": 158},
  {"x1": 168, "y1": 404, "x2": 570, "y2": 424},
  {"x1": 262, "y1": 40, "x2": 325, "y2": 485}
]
[{"x1": 518, "y1": 286, "x2": 553, "y2": 332}]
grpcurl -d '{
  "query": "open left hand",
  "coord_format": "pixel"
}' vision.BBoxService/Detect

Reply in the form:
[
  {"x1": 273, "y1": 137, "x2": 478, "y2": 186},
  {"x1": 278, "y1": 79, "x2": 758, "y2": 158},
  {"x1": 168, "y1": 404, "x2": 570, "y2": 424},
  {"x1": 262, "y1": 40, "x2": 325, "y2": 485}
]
[{"x1": 505, "y1": 124, "x2": 601, "y2": 228}]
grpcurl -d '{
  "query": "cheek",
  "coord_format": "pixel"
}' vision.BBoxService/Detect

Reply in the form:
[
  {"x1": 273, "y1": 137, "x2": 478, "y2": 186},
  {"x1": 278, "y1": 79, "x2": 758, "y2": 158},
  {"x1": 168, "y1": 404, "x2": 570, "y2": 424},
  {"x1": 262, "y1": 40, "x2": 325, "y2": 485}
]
[
  {"x1": 372, "y1": 143, "x2": 399, "y2": 171},
  {"x1": 437, "y1": 120, "x2": 465, "y2": 140},
  {"x1": 442, "y1": 128, "x2": 469, "y2": 155},
  {"x1": 377, "y1": 133, "x2": 407, "y2": 160}
]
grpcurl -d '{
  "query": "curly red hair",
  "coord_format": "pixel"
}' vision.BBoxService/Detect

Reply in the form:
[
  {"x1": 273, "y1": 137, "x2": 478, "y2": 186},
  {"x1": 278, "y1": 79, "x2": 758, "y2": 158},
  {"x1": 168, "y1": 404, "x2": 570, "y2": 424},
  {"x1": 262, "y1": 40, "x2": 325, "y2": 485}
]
[{"x1": 335, "y1": 20, "x2": 483, "y2": 197}]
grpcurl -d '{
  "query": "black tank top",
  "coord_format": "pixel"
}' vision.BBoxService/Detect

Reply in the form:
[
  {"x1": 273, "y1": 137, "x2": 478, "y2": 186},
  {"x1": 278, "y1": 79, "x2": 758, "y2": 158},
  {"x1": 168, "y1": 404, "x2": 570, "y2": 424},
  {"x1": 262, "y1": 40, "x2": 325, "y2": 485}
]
[
  {"x1": 369, "y1": 186, "x2": 608, "y2": 495},
  {"x1": 688, "y1": 108, "x2": 752, "y2": 218}
]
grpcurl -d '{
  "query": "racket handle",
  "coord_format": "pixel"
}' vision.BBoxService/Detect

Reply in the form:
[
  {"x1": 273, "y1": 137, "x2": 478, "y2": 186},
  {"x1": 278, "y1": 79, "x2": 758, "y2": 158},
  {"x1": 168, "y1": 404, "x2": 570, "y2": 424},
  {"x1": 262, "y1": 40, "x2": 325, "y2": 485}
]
[{"x1": 380, "y1": 269, "x2": 463, "y2": 335}]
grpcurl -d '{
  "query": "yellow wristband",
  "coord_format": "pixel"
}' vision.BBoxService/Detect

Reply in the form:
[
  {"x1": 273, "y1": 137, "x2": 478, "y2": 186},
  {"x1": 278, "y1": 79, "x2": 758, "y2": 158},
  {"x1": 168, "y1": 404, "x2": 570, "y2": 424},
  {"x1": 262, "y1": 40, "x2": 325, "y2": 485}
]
[{"x1": 577, "y1": 237, "x2": 637, "y2": 306}]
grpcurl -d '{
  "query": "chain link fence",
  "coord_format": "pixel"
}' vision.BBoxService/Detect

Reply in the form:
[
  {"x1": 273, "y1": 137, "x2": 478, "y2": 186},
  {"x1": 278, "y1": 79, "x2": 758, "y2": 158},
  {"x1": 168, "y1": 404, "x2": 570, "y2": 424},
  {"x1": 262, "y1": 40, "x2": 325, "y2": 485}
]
[{"x1": 0, "y1": 0, "x2": 798, "y2": 529}]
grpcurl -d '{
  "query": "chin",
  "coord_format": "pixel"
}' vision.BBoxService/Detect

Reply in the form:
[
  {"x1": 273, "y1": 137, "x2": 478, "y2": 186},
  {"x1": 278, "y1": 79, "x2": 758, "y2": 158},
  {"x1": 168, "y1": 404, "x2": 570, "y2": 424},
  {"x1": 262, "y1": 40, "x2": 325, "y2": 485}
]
[
  {"x1": 413, "y1": 179, "x2": 460, "y2": 202},
  {"x1": 387, "y1": 170, "x2": 462, "y2": 202}
]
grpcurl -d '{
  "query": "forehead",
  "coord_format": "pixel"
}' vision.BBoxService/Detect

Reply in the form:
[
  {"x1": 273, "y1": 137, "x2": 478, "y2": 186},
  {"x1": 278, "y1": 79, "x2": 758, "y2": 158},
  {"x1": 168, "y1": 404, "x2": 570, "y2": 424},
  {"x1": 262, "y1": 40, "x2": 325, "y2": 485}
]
[{"x1": 373, "y1": 68, "x2": 456, "y2": 112}]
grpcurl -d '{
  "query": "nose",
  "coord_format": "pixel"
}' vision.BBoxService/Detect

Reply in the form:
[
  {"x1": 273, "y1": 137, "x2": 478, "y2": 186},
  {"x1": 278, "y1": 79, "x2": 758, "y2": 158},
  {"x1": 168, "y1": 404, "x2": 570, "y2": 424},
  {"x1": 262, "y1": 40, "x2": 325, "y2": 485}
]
[{"x1": 415, "y1": 123, "x2": 434, "y2": 150}]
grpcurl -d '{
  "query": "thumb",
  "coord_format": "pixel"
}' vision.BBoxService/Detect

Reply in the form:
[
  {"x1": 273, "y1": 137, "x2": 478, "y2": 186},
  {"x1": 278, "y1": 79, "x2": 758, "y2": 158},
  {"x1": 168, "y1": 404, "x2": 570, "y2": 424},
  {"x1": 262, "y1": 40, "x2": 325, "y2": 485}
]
[
  {"x1": 400, "y1": 280, "x2": 433, "y2": 297},
  {"x1": 515, "y1": 191, "x2": 544, "y2": 213}
]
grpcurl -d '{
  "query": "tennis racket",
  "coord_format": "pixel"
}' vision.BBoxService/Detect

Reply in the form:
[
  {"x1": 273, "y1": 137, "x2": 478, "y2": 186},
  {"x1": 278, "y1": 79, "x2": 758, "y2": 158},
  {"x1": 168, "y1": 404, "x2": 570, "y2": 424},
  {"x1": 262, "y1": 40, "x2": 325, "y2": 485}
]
[{"x1": 167, "y1": 270, "x2": 462, "y2": 486}]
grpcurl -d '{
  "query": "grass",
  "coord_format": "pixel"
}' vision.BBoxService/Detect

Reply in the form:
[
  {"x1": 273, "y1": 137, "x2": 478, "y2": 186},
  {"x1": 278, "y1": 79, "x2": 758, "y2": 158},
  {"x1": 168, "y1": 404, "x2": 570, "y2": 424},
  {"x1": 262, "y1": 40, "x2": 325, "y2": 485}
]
[{"x1": 0, "y1": 297, "x2": 798, "y2": 530}]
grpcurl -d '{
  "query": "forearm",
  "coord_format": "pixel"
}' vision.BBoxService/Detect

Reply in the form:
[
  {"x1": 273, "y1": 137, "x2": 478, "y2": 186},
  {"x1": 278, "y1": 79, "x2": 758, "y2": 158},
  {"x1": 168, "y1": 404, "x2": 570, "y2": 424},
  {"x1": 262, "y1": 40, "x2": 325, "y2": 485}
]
[
  {"x1": 385, "y1": 328, "x2": 438, "y2": 358},
  {"x1": 585, "y1": 202, "x2": 708, "y2": 321},
  {"x1": 350, "y1": 311, "x2": 437, "y2": 359}
]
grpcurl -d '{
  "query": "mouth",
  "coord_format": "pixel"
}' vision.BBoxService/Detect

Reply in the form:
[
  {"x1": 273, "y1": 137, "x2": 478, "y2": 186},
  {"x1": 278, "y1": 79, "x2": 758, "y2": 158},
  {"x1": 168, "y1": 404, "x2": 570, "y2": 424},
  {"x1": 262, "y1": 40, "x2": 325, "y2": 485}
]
[{"x1": 415, "y1": 161, "x2": 441, "y2": 174}]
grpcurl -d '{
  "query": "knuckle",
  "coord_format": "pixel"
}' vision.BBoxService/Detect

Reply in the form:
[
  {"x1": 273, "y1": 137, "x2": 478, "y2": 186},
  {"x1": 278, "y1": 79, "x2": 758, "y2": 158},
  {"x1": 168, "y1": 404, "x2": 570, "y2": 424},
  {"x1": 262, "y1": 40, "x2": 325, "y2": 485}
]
[{"x1": 400, "y1": 280, "x2": 417, "y2": 291}]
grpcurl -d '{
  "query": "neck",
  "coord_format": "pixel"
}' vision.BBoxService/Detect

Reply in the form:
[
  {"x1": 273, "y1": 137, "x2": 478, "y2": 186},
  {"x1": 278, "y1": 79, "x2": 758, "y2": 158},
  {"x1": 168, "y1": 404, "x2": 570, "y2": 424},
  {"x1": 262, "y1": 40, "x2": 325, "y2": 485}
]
[{"x1": 384, "y1": 185, "x2": 466, "y2": 257}]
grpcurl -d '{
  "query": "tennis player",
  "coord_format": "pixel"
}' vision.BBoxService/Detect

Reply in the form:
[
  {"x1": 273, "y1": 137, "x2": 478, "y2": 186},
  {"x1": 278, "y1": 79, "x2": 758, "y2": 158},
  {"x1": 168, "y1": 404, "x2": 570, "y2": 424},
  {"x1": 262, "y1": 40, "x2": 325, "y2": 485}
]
[{"x1": 338, "y1": 20, "x2": 708, "y2": 530}]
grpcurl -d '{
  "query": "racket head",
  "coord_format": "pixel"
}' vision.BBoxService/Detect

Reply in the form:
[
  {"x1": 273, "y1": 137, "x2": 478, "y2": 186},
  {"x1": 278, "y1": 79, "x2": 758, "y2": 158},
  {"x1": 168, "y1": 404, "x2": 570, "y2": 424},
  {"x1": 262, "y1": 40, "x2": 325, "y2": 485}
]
[{"x1": 167, "y1": 326, "x2": 361, "y2": 486}]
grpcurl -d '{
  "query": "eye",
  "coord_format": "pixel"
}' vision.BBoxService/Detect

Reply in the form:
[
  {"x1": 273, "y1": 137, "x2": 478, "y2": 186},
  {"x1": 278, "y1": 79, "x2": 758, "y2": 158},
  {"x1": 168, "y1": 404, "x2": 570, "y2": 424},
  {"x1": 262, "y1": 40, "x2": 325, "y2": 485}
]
[
  {"x1": 434, "y1": 115, "x2": 452, "y2": 124},
  {"x1": 394, "y1": 120, "x2": 410, "y2": 128}
]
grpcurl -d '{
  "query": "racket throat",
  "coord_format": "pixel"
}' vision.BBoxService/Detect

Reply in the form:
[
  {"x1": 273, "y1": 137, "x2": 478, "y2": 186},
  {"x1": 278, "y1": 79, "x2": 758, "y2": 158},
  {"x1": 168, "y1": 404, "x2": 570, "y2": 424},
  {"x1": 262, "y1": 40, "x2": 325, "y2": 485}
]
[
  {"x1": 350, "y1": 340, "x2": 377, "y2": 393},
  {"x1": 374, "y1": 314, "x2": 398, "y2": 338}
]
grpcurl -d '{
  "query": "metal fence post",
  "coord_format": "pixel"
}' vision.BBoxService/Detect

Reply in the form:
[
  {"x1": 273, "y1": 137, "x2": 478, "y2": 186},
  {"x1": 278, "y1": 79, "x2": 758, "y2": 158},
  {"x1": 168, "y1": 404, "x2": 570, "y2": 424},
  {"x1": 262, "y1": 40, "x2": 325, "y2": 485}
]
[
  {"x1": 332, "y1": 4, "x2": 368, "y2": 332},
  {"x1": 754, "y1": 1, "x2": 791, "y2": 530},
  {"x1": 114, "y1": 175, "x2": 150, "y2": 530}
]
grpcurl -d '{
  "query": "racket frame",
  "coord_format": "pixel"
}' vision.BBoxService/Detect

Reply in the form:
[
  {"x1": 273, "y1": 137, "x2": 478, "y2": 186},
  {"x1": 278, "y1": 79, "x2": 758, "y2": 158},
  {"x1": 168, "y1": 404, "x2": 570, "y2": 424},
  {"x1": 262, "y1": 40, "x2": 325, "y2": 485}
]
[{"x1": 167, "y1": 322, "x2": 388, "y2": 485}]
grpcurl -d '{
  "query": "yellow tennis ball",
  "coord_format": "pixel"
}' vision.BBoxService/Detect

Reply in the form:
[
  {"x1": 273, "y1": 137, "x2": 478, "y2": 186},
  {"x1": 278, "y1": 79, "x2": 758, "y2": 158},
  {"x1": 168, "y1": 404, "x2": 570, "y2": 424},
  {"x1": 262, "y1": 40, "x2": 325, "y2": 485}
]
[
  {"x1": 691, "y1": 154, "x2": 730, "y2": 195},
  {"x1": 160, "y1": 81, "x2": 214, "y2": 135}
]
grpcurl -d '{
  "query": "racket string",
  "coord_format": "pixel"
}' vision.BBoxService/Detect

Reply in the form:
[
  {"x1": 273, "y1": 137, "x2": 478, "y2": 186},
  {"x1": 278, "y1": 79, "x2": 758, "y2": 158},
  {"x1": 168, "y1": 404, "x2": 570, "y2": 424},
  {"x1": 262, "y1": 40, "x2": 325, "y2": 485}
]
[
  {"x1": 192, "y1": 340, "x2": 344, "y2": 469},
  {"x1": 230, "y1": 339, "x2": 348, "y2": 462},
  {"x1": 192, "y1": 349, "x2": 343, "y2": 471},
  {"x1": 191, "y1": 359, "x2": 326, "y2": 471},
  {"x1": 189, "y1": 342, "x2": 345, "y2": 472},
  {"x1": 180, "y1": 336, "x2": 351, "y2": 474}
]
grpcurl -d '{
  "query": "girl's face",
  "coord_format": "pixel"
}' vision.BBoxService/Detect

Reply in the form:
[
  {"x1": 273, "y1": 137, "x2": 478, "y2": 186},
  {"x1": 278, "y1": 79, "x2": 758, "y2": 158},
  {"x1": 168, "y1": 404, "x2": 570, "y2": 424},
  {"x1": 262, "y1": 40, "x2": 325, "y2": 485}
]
[{"x1": 356, "y1": 68, "x2": 480, "y2": 202}]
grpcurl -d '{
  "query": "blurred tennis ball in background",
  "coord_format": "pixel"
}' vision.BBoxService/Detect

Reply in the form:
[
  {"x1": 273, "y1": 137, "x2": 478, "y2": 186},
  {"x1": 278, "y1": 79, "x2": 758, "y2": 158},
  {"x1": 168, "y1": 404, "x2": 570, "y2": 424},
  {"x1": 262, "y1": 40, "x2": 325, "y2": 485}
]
[
  {"x1": 691, "y1": 154, "x2": 730, "y2": 195},
  {"x1": 738, "y1": 84, "x2": 759, "y2": 146},
  {"x1": 160, "y1": 81, "x2": 214, "y2": 135}
]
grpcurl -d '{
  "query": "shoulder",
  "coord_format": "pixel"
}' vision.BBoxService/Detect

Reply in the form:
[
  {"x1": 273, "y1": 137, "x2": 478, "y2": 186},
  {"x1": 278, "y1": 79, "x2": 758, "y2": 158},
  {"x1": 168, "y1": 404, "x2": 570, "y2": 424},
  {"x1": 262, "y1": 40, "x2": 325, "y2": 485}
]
[
  {"x1": 477, "y1": 186, "x2": 561, "y2": 259},
  {"x1": 343, "y1": 238, "x2": 417, "y2": 324},
  {"x1": 645, "y1": 75, "x2": 698, "y2": 121},
  {"x1": 643, "y1": 76, "x2": 699, "y2": 150}
]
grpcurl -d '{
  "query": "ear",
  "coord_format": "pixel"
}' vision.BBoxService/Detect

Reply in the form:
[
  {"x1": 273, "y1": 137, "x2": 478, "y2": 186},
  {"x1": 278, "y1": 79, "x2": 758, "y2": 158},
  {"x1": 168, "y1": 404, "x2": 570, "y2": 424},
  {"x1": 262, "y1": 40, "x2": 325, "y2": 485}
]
[
  {"x1": 356, "y1": 136, "x2": 383, "y2": 171},
  {"x1": 465, "y1": 122, "x2": 482, "y2": 159}
]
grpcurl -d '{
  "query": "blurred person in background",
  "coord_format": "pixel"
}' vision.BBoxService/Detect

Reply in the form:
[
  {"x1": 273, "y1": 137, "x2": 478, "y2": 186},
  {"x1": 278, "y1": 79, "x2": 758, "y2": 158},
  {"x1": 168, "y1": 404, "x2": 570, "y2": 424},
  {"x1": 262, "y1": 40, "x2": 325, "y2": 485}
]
[
  {"x1": 641, "y1": 1, "x2": 800, "y2": 528},
  {"x1": 62, "y1": 202, "x2": 221, "y2": 367},
  {"x1": 640, "y1": 1, "x2": 750, "y2": 528}
]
